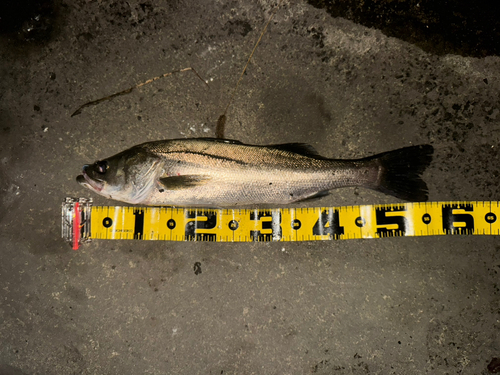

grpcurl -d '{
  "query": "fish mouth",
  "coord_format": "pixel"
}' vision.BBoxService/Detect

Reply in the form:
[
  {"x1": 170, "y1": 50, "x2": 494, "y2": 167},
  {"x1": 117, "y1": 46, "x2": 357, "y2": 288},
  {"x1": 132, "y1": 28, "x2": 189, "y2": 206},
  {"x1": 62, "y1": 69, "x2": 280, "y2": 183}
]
[{"x1": 77, "y1": 169, "x2": 104, "y2": 192}]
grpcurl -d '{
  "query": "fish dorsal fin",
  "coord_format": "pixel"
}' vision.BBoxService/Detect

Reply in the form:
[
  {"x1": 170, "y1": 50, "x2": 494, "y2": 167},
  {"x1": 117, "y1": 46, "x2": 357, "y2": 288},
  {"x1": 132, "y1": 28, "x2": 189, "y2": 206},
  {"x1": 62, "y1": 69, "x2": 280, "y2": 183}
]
[
  {"x1": 159, "y1": 175, "x2": 211, "y2": 190},
  {"x1": 270, "y1": 143, "x2": 327, "y2": 159},
  {"x1": 198, "y1": 138, "x2": 243, "y2": 145}
]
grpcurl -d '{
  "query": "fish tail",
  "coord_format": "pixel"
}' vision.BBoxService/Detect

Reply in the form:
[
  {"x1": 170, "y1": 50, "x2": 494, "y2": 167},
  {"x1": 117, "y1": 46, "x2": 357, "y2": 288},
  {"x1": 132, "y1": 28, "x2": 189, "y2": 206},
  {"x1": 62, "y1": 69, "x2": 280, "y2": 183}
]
[{"x1": 367, "y1": 145, "x2": 434, "y2": 201}]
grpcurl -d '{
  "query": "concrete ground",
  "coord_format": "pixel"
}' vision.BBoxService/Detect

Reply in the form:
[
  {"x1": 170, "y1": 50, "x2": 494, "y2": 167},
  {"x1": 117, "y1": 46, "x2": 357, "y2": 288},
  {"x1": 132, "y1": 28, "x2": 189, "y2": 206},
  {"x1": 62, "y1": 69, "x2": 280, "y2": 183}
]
[{"x1": 1, "y1": 0, "x2": 499, "y2": 374}]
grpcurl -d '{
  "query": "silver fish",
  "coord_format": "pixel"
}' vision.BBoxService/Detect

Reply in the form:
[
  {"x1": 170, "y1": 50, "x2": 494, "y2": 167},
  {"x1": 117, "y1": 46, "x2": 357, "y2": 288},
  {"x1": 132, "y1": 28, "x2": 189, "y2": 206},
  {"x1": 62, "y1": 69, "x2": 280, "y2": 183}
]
[{"x1": 76, "y1": 138, "x2": 433, "y2": 206}]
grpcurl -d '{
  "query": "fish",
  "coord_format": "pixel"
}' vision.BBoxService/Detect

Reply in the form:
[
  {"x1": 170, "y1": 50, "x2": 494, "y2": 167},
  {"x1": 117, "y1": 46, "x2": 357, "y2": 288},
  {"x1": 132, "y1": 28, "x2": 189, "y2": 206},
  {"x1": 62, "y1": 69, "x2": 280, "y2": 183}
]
[{"x1": 76, "y1": 138, "x2": 433, "y2": 206}]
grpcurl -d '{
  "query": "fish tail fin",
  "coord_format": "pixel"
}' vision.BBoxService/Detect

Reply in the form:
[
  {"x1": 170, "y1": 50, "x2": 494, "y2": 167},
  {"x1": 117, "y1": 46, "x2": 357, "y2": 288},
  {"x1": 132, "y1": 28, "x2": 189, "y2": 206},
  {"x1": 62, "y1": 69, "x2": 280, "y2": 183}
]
[{"x1": 367, "y1": 144, "x2": 434, "y2": 202}]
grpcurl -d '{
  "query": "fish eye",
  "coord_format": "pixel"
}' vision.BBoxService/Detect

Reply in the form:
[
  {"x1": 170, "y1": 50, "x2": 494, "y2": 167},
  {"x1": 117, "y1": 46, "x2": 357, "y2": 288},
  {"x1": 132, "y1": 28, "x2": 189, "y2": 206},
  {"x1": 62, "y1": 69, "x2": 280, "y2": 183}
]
[{"x1": 96, "y1": 160, "x2": 108, "y2": 174}]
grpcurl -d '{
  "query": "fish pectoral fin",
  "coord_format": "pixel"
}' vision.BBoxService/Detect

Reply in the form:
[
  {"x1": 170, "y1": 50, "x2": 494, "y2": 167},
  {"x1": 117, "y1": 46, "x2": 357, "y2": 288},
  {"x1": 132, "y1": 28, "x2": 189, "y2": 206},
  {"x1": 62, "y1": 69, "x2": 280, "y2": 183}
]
[{"x1": 159, "y1": 175, "x2": 211, "y2": 190}]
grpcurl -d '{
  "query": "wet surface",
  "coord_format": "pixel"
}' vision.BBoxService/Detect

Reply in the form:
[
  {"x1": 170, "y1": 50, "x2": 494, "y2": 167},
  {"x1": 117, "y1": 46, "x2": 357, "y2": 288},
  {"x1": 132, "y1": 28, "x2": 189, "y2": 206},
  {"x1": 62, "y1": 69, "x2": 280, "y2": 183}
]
[{"x1": 0, "y1": 0, "x2": 499, "y2": 374}]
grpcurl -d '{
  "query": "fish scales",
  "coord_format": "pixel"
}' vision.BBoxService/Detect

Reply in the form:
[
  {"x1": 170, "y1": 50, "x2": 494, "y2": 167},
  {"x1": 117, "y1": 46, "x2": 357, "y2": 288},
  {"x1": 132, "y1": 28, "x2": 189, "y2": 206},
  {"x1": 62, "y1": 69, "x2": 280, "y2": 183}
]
[{"x1": 142, "y1": 140, "x2": 370, "y2": 205}]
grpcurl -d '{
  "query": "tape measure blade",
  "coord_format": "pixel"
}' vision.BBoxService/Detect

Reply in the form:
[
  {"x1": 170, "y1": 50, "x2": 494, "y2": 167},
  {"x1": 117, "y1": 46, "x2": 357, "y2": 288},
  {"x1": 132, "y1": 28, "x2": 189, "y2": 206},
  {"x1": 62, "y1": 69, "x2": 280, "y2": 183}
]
[{"x1": 65, "y1": 200, "x2": 500, "y2": 245}]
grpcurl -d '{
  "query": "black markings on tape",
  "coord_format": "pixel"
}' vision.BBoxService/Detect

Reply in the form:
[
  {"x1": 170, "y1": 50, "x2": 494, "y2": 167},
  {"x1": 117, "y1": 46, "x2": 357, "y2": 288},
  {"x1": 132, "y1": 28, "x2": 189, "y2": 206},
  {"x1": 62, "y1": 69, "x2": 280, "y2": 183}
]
[
  {"x1": 292, "y1": 219, "x2": 301, "y2": 230},
  {"x1": 312, "y1": 210, "x2": 344, "y2": 239},
  {"x1": 167, "y1": 219, "x2": 176, "y2": 229},
  {"x1": 422, "y1": 213, "x2": 431, "y2": 224},
  {"x1": 376, "y1": 206, "x2": 407, "y2": 237},
  {"x1": 229, "y1": 220, "x2": 239, "y2": 230},
  {"x1": 185, "y1": 210, "x2": 217, "y2": 241},
  {"x1": 485, "y1": 212, "x2": 497, "y2": 224},
  {"x1": 133, "y1": 209, "x2": 145, "y2": 239},
  {"x1": 250, "y1": 210, "x2": 282, "y2": 241},
  {"x1": 103, "y1": 217, "x2": 113, "y2": 228},
  {"x1": 442, "y1": 203, "x2": 474, "y2": 235},
  {"x1": 355, "y1": 217, "x2": 365, "y2": 228}
]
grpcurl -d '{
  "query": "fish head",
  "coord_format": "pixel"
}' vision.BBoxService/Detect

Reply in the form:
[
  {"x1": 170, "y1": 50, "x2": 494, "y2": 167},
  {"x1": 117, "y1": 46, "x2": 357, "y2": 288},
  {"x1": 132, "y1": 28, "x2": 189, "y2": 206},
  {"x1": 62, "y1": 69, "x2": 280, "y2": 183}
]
[{"x1": 77, "y1": 148, "x2": 160, "y2": 204}]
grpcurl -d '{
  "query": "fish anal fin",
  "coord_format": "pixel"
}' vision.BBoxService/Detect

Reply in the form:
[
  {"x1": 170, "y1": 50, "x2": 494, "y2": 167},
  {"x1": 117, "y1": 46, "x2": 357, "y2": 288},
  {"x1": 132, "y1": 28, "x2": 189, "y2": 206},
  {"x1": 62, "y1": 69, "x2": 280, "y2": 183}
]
[{"x1": 159, "y1": 175, "x2": 211, "y2": 190}]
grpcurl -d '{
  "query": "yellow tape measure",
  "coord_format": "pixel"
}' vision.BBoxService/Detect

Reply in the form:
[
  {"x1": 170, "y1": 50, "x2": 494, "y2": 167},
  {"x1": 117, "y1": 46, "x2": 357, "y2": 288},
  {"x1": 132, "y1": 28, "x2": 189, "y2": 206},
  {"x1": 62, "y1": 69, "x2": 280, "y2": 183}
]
[{"x1": 62, "y1": 198, "x2": 500, "y2": 249}]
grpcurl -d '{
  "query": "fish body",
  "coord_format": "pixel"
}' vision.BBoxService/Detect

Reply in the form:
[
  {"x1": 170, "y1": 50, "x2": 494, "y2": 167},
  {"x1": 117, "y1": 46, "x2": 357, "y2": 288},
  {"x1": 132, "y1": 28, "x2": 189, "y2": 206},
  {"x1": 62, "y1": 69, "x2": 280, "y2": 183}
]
[{"x1": 77, "y1": 138, "x2": 433, "y2": 206}]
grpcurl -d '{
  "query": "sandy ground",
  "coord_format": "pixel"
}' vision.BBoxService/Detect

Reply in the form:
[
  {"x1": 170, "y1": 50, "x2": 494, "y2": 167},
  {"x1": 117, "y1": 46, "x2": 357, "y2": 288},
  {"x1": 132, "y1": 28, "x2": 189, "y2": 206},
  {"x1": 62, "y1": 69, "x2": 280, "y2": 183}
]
[{"x1": 1, "y1": 0, "x2": 499, "y2": 374}]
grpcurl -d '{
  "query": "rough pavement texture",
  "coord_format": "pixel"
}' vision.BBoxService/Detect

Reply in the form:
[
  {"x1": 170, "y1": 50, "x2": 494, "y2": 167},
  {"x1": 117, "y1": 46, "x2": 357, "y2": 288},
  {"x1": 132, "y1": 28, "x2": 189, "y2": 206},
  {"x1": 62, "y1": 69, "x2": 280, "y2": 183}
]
[{"x1": 1, "y1": 0, "x2": 499, "y2": 374}]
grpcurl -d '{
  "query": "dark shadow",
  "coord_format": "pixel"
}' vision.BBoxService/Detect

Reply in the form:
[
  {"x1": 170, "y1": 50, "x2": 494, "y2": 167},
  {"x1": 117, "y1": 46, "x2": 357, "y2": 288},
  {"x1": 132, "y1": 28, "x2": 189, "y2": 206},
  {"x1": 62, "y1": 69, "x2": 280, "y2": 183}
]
[{"x1": 308, "y1": 0, "x2": 500, "y2": 57}]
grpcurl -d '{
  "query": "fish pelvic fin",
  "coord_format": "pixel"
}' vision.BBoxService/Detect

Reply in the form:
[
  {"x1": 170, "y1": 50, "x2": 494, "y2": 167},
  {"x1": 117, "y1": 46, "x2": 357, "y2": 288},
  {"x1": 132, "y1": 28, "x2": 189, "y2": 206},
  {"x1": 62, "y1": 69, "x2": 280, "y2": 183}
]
[
  {"x1": 159, "y1": 175, "x2": 211, "y2": 190},
  {"x1": 367, "y1": 145, "x2": 434, "y2": 202}
]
